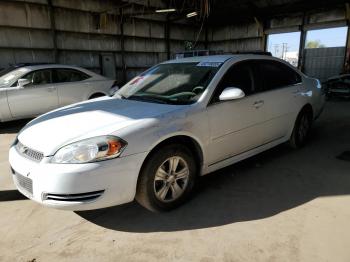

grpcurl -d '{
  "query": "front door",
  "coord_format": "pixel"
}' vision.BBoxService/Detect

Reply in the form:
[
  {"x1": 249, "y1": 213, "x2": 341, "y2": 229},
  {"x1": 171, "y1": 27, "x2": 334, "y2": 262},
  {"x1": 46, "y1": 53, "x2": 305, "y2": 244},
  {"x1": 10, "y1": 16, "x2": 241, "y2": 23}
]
[
  {"x1": 206, "y1": 61, "x2": 266, "y2": 166},
  {"x1": 7, "y1": 69, "x2": 58, "y2": 118}
]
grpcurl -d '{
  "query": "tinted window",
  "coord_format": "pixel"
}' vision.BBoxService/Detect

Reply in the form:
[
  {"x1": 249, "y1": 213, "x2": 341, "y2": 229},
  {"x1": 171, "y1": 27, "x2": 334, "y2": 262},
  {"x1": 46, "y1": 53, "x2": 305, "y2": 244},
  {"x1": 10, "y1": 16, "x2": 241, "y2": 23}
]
[
  {"x1": 22, "y1": 69, "x2": 52, "y2": 86},
  {"x1": 53, "y1": 69, "x2": 90, "y2": 83},
  {"x1": 212, "y1": 62, "x2": 254, "y2": 103},
  {"x1": 258, "y1": 60, "x2": 301, "y2": 91}
]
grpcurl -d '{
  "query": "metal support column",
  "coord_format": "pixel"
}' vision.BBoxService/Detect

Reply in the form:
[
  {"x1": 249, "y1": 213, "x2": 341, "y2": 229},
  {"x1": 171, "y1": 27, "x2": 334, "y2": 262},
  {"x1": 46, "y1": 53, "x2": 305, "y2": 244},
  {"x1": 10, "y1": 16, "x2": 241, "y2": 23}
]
[
  {"x1": 297, "y1": 13, "x2": 308, "y2": 71},
  {"x1": 344, "y1": 3, "x2": 350, "y2": 73},
  {"x1": 204, "y1": 22, "x2": 209, "y2": 50},
  {"x1": 47, "y1": 0, "x2": 58, "y2": 63},
  {"x1": 119, "y1": 9, "x2": 127, "y2": 84},
  {"x1": 254, "y1": 17, "x2": 265, "y2": 51},
  {"x1": 165, "y1": 15, "x2": 170, "y2": 60}
]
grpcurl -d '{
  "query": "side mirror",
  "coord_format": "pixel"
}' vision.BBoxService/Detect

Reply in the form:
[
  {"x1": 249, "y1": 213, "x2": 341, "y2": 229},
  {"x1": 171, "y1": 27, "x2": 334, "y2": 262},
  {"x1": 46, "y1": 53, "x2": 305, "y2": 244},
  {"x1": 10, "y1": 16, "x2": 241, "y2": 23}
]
[
  {"x1": 219, "y1": 87, "x2": 245, "y2": 101},
  {"x1": 17, "y1": 79, "x2": 31, "y2": 88}
]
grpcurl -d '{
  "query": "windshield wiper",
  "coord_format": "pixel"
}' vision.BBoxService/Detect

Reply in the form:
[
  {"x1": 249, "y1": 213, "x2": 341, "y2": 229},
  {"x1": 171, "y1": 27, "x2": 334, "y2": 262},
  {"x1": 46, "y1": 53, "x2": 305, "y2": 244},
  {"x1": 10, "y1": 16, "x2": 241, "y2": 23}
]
[
  {"x1": 127, "y1": 95, "x2": 168, "y2": 104},
  {"x1": 115, "y1": 93, "x2": 127, "y2": 99}
]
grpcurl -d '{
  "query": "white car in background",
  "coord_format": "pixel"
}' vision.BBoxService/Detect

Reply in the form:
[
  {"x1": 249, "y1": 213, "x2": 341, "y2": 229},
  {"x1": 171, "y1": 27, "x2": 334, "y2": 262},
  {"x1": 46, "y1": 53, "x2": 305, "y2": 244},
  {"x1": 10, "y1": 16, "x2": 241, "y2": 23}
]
[
  {"x1": 9, "y1": 55, "x2": 325, "y2": 212},
  {"x1": 0, "y1": 64, "x2": 118, "y2": 122}
]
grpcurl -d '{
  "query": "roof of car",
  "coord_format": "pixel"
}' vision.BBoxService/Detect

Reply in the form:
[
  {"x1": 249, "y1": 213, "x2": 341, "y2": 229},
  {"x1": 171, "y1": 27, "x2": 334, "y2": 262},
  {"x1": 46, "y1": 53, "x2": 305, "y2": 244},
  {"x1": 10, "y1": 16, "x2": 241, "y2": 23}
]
[
  {"x1": 7, "y1": 64, "x2": 106, "y2": 79},
  {"x1": 22, "y1": 64, "x2": 85, "y2": 70},
  {"x1": 162, "y1": 54, "x2": 276, "y2": 64}
]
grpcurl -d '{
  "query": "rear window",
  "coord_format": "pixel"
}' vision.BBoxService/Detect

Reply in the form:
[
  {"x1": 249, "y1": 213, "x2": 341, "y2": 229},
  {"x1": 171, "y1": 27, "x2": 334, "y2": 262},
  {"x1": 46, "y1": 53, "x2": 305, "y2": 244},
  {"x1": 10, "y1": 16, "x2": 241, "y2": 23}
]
[{"x1": 258, "y1": 60, "x2": 301, "y2": 91}]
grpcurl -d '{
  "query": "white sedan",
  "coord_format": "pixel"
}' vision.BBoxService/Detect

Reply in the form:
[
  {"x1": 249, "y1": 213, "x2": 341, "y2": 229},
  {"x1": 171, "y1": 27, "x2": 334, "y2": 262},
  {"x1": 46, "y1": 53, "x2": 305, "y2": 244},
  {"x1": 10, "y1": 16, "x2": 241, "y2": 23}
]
[
  {"x1": 9, "y1": 55, "x2": 325, "y2": 212},
  {"x1": 0, "y1": 64, "x2": 118, "y2": 122}
]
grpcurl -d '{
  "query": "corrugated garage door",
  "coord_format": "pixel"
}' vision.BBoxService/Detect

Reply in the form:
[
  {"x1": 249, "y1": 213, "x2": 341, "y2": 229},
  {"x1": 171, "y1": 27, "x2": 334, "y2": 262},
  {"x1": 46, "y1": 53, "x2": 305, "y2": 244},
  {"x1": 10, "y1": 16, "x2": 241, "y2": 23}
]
[{"x1": 303, "y1": 47, "x2": 346, "y2": 82}]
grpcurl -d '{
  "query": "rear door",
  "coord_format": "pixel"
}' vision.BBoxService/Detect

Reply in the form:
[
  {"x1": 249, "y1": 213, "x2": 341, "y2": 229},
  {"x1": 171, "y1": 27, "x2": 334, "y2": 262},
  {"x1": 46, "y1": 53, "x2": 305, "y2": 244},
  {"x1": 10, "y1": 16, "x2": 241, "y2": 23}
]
[
  {"x1": 255, "y1": 60, "x2": 303, "y2": 143},
  {"x1": 7, "y1": 69, "x2": 58, "y2": 118},
  {"x1": 52, "y1": 68, "x2": 91, "y2": 106}
]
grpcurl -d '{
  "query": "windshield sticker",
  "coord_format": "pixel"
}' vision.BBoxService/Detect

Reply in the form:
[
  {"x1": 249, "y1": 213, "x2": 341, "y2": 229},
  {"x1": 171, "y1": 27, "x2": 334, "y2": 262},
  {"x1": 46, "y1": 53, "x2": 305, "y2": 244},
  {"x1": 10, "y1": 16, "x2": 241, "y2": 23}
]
[
  {"x1": 197, "y1": 61, "x2": 222, "y2": 67},
  {"x1": 129, "y1": 76, "x2": 144, "y2": 85}
]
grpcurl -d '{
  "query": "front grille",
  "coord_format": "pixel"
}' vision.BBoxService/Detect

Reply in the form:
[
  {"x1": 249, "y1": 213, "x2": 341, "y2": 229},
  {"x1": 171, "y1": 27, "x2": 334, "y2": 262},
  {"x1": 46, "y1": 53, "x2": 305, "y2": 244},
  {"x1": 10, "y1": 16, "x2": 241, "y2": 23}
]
[
  {"x1": 16, "y1": 141, "x2": 44, "y2": 162},
  {"x1": 43, "y1": 190, "x2": 104, "y2": 202},
  {"x1": 13, "y1": 171, "x2": 33, "y2": 197}
]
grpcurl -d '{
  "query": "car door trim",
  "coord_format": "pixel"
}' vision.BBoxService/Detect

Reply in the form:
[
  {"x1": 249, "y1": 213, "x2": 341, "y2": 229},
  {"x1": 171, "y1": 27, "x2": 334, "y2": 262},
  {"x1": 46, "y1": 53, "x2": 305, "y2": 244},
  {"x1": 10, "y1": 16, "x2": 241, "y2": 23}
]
[{"x1": 208, "y1": 135, "x2": 285, "y2": 167}]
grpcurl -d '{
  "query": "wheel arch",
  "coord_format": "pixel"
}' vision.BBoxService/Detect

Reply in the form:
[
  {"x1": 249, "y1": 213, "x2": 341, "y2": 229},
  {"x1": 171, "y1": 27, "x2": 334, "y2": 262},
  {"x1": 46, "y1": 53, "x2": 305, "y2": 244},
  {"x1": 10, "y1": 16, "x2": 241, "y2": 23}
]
[
  {"x1": 88, "y1": 92, "x2": 107, "y2": 99},
  {"x1": 140, "y1": 134, "x2": 205, "y2": 178},
  {"x1": 300, "y1": 103, "x2": 314, "y2": 120},
  {"x1": 287, "y1": 103, "x2": 314, "y2": 139}
]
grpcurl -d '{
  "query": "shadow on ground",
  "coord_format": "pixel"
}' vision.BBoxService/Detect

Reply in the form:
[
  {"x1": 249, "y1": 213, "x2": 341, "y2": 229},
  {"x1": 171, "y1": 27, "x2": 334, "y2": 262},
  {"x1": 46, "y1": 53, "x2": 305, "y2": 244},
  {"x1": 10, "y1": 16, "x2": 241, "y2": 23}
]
[
  {"x1": 77, "y1": 102, "x2": 350, "y2": 232},
  {"x1": 0, "y1": 119, "x2": 31, "y2": 134},
  {"x1": 0, "y1": 190, "x2": 27, "y2": 201}
]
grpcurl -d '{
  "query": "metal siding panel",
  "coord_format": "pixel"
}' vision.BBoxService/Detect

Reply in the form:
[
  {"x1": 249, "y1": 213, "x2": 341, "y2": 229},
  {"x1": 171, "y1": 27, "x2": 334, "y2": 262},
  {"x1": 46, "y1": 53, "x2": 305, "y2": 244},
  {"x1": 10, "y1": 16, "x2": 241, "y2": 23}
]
[{"x1": 304, "y1": 47, "x2": 346, "y2": 82}]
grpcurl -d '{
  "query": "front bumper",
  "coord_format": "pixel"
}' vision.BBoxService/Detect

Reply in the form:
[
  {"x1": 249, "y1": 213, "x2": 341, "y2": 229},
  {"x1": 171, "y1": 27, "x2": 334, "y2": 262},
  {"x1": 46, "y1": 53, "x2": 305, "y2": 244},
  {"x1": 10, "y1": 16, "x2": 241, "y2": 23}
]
[{"x1": 9, "y1": 146, "x2": 147, "y2": 211}]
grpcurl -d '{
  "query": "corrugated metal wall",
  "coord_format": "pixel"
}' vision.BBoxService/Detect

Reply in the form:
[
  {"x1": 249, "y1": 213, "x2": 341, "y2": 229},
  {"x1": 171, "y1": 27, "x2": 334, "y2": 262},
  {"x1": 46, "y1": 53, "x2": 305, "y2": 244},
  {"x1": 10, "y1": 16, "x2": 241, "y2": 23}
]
[
  {"x1": 0, "y1": 0, "x2": 347, "y2": 83},
  {"x1": 304, "y1": 47, "x2": 346, "y2": 82},
  {"x1": 208, "y1": 22, "x2": 264, "y2": 52},
  {"x1": 0, "y1": 0, "x2": 205, "y2": 84}
]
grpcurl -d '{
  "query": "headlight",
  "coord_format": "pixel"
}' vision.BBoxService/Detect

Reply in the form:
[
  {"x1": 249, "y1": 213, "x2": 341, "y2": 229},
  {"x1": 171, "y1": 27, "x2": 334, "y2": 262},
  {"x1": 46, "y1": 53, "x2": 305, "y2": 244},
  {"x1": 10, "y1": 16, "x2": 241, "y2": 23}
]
[{"x1": 51, "y1": 136, "x2": 127, "y2": 164}]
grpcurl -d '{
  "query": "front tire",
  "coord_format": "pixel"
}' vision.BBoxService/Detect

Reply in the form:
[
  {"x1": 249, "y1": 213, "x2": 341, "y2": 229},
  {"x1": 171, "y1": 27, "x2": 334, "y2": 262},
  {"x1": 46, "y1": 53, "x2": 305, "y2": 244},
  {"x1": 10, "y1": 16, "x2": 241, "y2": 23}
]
[
  {"x1": 289, "y1": 109, "x2": 312, "y2": 148},
  {"x1": 136, "y1": 144, "x2": 197, "y2": 212}
]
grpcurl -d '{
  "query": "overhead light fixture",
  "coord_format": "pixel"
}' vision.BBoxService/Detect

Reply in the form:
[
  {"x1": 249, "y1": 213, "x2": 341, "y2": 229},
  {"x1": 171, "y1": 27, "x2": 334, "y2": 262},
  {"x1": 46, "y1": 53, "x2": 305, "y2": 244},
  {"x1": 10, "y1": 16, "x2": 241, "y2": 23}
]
[
  {"x1": 186, "y1": 11, "x2": 197, "y2": 18},
  {"x1": 155, "y1": 8, "x2": 176, "y2": 13}
]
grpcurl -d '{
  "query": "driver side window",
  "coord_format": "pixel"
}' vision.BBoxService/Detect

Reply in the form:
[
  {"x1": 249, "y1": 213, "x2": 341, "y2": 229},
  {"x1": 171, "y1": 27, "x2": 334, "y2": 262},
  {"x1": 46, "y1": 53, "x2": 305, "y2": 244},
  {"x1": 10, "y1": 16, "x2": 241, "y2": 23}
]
[
  {"x1": 211, "y1": 62, "x2": 254, "y2": 103},
  {"x1": 21, "y1": 69, "x2": 52, "y2": 87}
]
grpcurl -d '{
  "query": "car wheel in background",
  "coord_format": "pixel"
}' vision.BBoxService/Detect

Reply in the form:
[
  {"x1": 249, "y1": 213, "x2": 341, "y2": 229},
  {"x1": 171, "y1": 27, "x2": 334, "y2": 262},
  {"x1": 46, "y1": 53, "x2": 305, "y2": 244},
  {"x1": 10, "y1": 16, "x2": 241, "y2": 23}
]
[
  {"x1": 136, "y1": 144, "x2": 197, "y2": 212},
  {"x1": 89, "y1": 93, "x2": 106, "y2": 99}
]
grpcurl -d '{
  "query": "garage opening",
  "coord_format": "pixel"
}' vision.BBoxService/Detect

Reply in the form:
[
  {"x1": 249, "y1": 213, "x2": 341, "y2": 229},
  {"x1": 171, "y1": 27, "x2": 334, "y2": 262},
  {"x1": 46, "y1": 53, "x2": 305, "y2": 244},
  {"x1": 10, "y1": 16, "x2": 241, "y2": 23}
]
[
  {"x1": 267, "y1": 32, "x2": 301, "y2": 67},
  {"x1": 303, "y1": 26, "x2": 349, "y2": 82}
]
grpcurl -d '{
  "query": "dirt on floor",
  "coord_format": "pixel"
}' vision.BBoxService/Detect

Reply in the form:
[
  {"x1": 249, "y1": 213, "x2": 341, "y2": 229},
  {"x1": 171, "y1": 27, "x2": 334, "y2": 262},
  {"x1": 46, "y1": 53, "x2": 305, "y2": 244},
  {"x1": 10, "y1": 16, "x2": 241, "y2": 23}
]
[{"x1": 0, "y1": 100, "x2": 350, "y2": 262}]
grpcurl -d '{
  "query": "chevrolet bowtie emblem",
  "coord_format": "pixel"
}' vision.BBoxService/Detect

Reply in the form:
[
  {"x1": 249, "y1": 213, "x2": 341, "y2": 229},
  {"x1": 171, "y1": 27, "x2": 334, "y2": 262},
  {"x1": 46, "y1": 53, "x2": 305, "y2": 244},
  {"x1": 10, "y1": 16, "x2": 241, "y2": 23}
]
[{"x1": 19, "y1": 145, "x2": 27, "y2": 154}]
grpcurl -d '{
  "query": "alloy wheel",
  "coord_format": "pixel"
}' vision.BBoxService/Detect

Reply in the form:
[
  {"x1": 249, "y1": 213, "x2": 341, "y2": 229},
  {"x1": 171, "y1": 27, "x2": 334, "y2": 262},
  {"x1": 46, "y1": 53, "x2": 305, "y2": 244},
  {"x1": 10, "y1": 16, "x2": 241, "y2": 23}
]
[{"x1": 153, "y1": 156, "x2": 190, "y2": 203}]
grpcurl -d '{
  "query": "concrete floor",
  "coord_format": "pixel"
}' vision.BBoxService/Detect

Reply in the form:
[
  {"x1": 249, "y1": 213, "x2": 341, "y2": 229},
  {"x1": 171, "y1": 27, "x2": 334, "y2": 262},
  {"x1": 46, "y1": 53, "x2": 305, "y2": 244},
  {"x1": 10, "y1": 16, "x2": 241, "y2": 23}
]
[{"x1": 0, "y1": 101, "x2": 350, "y2": 262}]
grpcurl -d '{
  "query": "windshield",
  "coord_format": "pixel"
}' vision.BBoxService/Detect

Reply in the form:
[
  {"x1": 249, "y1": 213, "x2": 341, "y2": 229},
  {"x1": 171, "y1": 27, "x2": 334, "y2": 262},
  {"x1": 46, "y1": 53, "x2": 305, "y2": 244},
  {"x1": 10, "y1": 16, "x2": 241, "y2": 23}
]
[
  {"x1": 0, "y1": 66, "x2": 17, "y2": 77},
  {"x1": 116, "y1": 62, "x2": 220, "y2": 105},
  {"x1": 0, "y1": 67, "x2": 30, "y2": 87}
]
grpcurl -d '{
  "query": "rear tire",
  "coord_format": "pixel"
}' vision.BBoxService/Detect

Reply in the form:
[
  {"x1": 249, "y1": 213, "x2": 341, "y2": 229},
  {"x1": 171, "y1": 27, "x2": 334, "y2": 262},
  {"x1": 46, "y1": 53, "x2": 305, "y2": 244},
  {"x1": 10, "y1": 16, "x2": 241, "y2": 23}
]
[
  {"x1": 289, "y1": 109, "x2": 312, "y2": 148},
  {"x1": 136, "y1": 144, "x2": 197, "y2": 212}
]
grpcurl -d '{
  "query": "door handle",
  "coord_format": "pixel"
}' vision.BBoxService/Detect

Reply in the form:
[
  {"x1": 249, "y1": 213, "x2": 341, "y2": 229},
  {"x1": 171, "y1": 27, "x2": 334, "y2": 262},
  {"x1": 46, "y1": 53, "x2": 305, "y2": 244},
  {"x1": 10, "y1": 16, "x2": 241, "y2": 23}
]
[
  {"x1": 47, "y1": 86, "x2": 56, "y2": 92},
  {"x1": 253, "y1": 100, "x2": 264, "y2": 108}
]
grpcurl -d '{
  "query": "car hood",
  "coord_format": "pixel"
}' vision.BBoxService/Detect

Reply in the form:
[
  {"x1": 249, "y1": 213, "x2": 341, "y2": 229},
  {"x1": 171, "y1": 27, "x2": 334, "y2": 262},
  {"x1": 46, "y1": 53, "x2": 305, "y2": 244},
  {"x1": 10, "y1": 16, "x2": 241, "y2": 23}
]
[{"x1": 18, "y1": 97, "x2": 182, "y2": 156}]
